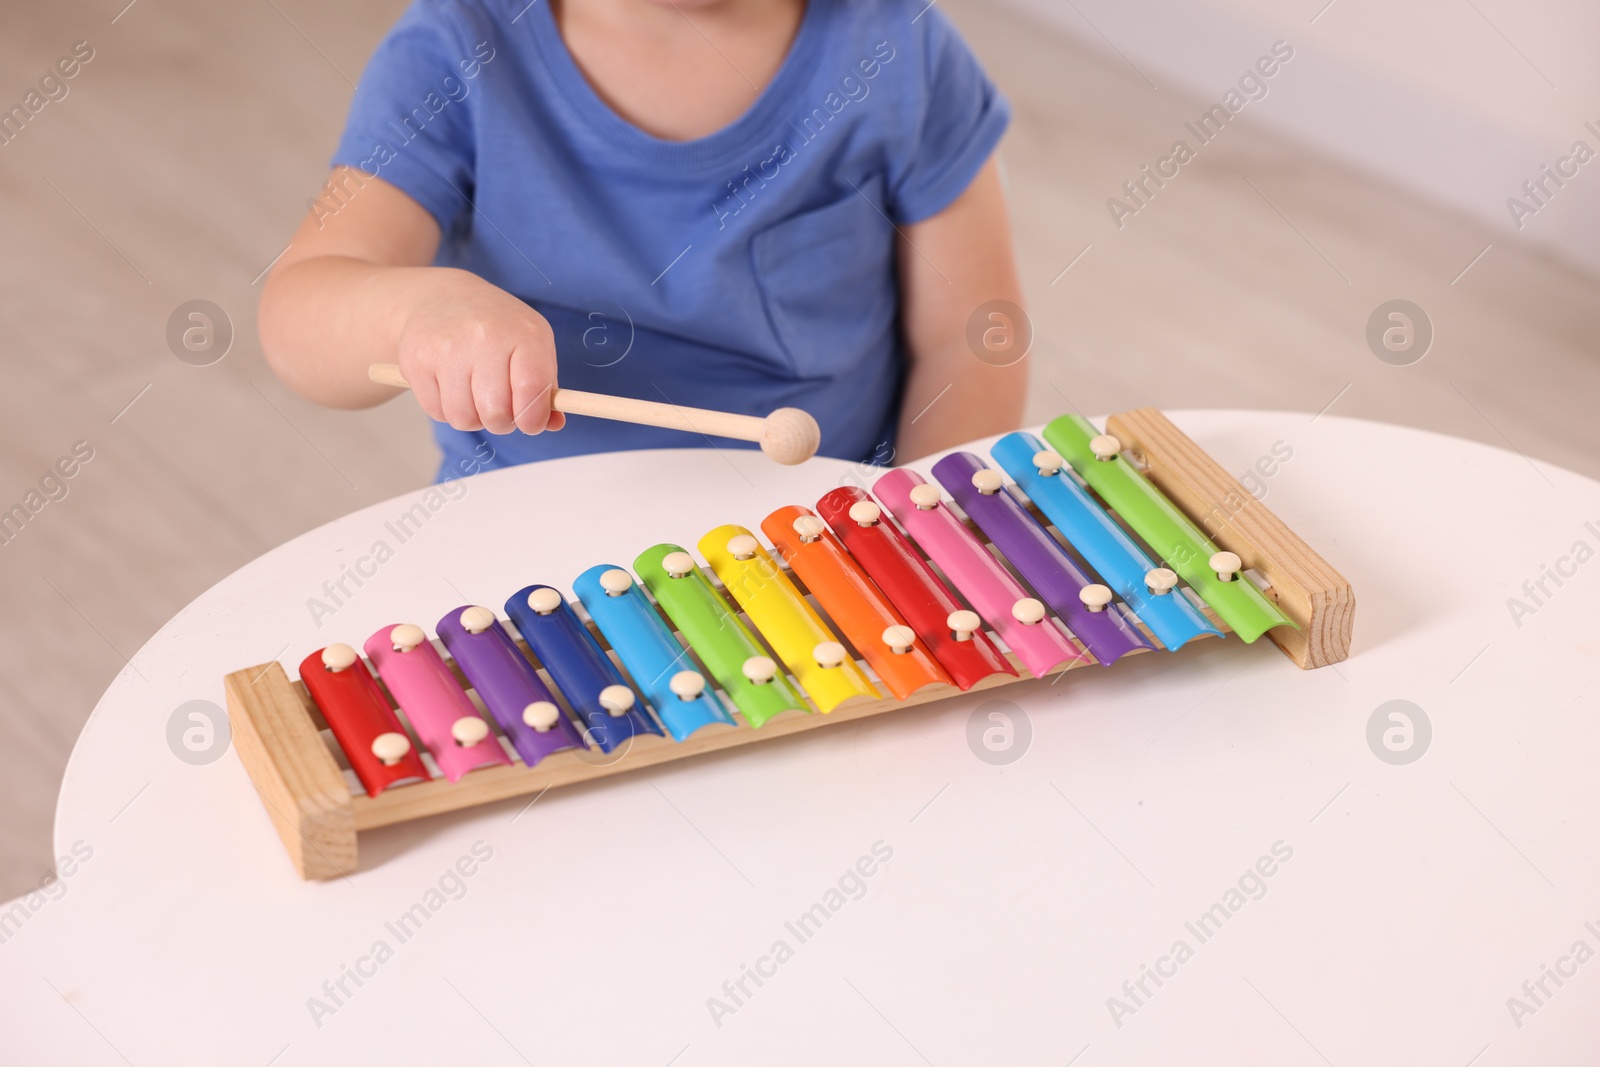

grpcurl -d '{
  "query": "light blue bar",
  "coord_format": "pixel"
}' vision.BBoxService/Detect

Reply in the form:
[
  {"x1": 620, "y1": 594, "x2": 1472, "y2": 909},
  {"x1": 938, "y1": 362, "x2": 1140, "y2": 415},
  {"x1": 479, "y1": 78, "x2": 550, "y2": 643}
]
[
  {"x1": 991, "y1": 432, "x2": 1222, "y2": 650},
  {"x1": 574, "y1": 564, "x2": 738, "y2": 742}
]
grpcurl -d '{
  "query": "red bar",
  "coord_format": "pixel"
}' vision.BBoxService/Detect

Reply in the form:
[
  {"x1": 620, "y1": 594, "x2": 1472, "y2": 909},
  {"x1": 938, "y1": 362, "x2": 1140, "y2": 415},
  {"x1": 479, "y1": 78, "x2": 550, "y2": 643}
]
[
  {"x1": 299, "y1": 646, "x2": 428, "y2": 797},
  {"x1": 816, "y1": 487, "x2": 1015, "y2": 690}
]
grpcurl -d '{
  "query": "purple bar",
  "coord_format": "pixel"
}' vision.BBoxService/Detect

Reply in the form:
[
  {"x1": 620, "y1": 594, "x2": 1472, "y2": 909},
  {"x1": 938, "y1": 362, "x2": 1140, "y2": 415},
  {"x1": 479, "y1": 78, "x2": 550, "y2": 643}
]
[
  {"x1": 933, "y1": 453, "x2": 1153, "y2": 666},
  {"x1": 436, "y1": 605, "x2": 587, "y2": 766}
]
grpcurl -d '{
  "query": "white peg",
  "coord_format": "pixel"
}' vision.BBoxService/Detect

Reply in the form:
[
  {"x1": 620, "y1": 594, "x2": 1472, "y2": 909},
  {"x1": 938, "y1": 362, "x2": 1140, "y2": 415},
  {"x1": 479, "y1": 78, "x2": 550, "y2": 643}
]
[
  {"x1": 1033, "y1": 449, "x2": 1065, "y2": 476},
  {"x1": 599, "y1": 568, "x2": 633, "y2": 596},
  {"x1": 669, "y1": 670, "x2": 706, "y2": 700},
  {"x1": 1145, "y1": 568, "x2": 1178, "y2": 595},
  {"x1": 1012, "y1": 597, "x2": 1046, "y2": 624},
  {"x1": 882, "y1": 624, "x2": 916, "y2": 654},
  {"x1": 814, "y1": 641, "x2": 847, "y2": 669},
  {"x1": 1079, "y1": 584, "x2": 1113, "y2": 612},
  {"x1": 909, "y1": 484, "x2": 942, "y2": 510},
  {"x1": 370, "y1": 731, "x2": 411, "y2": 765},
  {"x1": 971, "y1": 469, "x2": 1004, "y2": 495},
  {"x1": 849, "y1": 500, "x2": 881, "y2": 526},
  {"x1": 322, "y1": 643, "x2": 358, "y2": 672},
  {"x1": 523, "y1": 701, "x2": 560, "y2": 732},
  {"x1": 451, "y1": 716, "x2": 489, "y2": 747},
  {"x1": 742, "y1": 655, "x2": 778, "y2": 685},
  {"x1": 598, "y1": 685, "x2": 635, "y2": 716},
  {"x1": 459, "y1": 605, "x2": 497, "y2": 634},
  {"x1": 663, "y1": 551, "x2": 697, "y2": 579},
  {"x1": 527, "y1": 587, "x2": 563, "y2": 615},
  {"x1": 390, "y1": 624, "x2": 427, "y2": 652},
  {"x1": 793, "y1": 515, "x2": 825, "y2": 543},
  {"x1": 728, "y1": 534, "x2": 760, "y2": 561},
  {"x1": 1210, "y1": 551, "x2": 1242, "y2": 582},
  {"x1": 948, "y1": 609, "x2": 981, "y2": 641},
  {"x1": 1089, "y1": 434, "x2": 1121, "y2": 462}
]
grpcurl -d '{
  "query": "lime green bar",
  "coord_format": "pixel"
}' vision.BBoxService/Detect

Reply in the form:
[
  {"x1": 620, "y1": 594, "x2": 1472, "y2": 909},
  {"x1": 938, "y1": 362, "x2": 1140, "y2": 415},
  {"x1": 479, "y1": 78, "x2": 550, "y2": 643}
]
[
  {"x1": 633, "y1": 544, "x2": 808, "y2": 727},
  {"x1": 1041, "y1": 414, "x2": 1295, "y2": 643}
]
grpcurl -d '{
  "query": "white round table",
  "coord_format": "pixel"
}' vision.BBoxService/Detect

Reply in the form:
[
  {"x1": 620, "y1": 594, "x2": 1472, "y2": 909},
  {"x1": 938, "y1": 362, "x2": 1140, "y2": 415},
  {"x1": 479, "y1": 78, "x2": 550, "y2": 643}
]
[{"x1": 4, "y1": 411, "x2": 1597, "y2": 1065}]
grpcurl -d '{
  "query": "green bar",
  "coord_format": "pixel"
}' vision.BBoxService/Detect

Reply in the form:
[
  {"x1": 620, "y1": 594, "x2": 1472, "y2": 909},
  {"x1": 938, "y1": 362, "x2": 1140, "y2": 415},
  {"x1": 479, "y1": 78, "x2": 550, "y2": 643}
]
[
  {"x1": 633, "y1": 544, "x2": 808, "y2": 726},
  {"x1": 1041, "y1": 415, "x2": 1295, "y2": 643}
]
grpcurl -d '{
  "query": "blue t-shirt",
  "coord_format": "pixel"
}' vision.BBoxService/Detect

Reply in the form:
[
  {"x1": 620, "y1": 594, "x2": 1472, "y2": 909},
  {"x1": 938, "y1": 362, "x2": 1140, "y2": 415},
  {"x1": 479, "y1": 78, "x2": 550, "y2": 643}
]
[{"x1": 333, "y1": 0, "x2": 1009, "y2": 476}]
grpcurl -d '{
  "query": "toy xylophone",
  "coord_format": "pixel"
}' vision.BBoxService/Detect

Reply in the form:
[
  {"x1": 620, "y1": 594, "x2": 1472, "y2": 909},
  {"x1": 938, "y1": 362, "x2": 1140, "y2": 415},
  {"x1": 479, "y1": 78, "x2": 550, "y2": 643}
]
[{"x1": 225, "y1": 410, "x2": 1354, "y2": 879}]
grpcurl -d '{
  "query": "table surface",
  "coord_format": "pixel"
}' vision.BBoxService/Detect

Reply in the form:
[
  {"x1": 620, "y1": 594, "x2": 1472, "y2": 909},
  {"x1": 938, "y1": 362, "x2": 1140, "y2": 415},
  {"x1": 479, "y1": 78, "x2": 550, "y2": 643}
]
[{"x1": 3, "y1": 410, "x2": 1597, "y2": 1066}]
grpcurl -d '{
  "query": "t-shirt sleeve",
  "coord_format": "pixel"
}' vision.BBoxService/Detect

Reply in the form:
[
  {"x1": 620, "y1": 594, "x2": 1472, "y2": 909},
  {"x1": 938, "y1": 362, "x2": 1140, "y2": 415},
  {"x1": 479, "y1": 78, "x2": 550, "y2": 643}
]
[
  {"x1": 887, "y1": 8, "x2": 1011, "y2": 225},
  {"x1": 331, "y1": 1, "x2": 482, "y2": 236}
]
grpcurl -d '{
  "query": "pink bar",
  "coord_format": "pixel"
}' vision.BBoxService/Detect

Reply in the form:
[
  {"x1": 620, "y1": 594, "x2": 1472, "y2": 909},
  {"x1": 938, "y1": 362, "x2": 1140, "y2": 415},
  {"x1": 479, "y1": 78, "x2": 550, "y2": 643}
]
[
  {"x1": 364, "y1": 624, "x2": 511, "y2": 783},
  {"x1": 873, "y1": 469, "x2": 1086, "y2": 678}
]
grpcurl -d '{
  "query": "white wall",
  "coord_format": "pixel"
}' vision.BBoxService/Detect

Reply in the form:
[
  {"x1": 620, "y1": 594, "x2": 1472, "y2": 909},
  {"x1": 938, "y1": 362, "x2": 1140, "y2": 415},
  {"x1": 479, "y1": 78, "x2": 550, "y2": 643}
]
[{"x1": 995, "y1": 0, "x2": 1600, "y2": 277}]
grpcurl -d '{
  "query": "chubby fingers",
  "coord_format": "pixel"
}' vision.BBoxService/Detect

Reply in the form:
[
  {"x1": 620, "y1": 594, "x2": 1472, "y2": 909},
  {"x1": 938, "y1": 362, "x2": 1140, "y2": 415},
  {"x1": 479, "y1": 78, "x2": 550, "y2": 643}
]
[
  {"x1": 394, "y1": 292, "x2": 563, "y2": 436},
  {"x1": 397, "y1": 343, "x2": 483, "y2": 432},
  {"x1": 438, "y1": 369, "x2": 484, "y2": 432},
  {"x1": 509, "y1": 337, "x2": 563, "y2": 435},
  {"x1": 404, "y1": 359, "x2": 446, "y2": 425},
  {"x1": 473, "y1": 365, "x2": 517, "y2": 436}
]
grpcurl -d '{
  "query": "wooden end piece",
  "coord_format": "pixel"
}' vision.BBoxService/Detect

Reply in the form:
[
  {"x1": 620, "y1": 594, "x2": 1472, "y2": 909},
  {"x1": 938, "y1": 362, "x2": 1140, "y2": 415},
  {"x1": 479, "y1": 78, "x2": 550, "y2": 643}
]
[
  {"x1": 1105, "y1": 408, "x2": 1354, "y2": 668},
  {"x1": 224, "y1": 662, "x2": 357, "y2": 879}
]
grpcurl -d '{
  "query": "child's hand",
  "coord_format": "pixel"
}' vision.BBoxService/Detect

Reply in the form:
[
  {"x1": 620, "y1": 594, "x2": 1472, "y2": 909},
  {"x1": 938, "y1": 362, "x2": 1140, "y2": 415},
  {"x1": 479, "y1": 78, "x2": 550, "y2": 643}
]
[{"x1": 396, "y1": 269, "x2": 565, "y2": 436}]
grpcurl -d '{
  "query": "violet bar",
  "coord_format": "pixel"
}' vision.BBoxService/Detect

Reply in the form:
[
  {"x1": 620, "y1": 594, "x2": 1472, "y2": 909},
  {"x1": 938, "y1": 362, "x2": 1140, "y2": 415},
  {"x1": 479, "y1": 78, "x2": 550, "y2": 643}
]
[
  {"x1": 932, "y1": 452, "x2": 1153, "y2": 666},
  {"x1": 436, "y1": 605, "x2": 588, "y2": 766}
]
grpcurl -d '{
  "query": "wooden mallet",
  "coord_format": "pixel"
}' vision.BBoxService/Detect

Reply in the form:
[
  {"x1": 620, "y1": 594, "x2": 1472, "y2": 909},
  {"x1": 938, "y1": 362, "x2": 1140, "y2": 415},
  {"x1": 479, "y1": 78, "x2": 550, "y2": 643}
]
[{"x1": 368, "y1": 363, "x2": 821, "y2": 465}]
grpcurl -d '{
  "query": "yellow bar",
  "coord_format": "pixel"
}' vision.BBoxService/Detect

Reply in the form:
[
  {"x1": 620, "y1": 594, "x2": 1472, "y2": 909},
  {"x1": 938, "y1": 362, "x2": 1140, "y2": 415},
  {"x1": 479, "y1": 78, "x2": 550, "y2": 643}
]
[{"x1": 698, "y1": 524, "x2": 880, "y2": 713}]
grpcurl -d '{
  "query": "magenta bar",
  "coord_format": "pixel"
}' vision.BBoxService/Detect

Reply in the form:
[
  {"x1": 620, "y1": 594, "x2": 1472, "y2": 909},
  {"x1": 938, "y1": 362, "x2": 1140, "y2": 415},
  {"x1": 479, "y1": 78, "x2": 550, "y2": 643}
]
[{"x1": 364, "y1": 623, "x2": 512, "y2": 783}]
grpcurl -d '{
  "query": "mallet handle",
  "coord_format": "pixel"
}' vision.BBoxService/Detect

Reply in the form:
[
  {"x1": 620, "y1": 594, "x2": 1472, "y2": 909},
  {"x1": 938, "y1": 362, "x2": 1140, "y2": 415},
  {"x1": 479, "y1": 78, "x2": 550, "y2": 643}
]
[{"x1": 368, "y1": 363, "x2": 820, "y2": 464}]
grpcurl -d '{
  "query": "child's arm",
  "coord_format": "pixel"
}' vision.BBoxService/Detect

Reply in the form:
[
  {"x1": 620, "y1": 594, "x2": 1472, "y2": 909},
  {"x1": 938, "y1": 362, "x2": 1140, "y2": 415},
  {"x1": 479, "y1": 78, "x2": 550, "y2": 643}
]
[
  {"x1": 259, "y1": 168, "x2": 563, "y2": 435},
  {"x1": 893, "y1": 156, "x2": 1029, "y2": 460}
]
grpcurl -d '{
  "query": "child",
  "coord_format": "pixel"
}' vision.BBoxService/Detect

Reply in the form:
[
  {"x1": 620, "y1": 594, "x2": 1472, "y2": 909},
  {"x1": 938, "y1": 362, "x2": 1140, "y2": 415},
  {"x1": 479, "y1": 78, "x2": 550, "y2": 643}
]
[{"x1": 260, "y1": 0, "x2": 1028, "y2": 476}]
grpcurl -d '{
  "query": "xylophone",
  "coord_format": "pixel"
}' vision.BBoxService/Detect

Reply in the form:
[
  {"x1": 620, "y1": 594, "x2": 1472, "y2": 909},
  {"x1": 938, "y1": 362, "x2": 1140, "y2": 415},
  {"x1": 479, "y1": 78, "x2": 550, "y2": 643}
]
[{"x1": 225, "y1": 410, "x2": 1354, "y2": 879}]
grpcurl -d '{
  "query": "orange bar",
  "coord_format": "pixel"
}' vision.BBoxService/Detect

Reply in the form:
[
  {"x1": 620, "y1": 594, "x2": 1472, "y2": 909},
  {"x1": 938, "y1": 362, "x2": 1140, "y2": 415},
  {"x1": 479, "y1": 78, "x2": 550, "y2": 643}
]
[{"x1": 762, "y1": 505, "x2": 953, "y2": 700}]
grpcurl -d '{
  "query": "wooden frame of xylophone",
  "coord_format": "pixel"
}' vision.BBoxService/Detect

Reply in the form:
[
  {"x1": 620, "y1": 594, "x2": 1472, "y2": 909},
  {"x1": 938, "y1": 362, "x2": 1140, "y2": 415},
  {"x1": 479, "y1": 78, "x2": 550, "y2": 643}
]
[{"x1": 224, "y1": 409, "x2": 1354, "y2": 879}]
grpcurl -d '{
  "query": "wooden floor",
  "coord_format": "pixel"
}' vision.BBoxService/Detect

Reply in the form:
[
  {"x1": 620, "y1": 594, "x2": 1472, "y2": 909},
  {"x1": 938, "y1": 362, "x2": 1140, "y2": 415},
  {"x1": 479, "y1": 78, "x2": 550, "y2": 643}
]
[{"x1": 0, "y1": 0, "x2": 1594, "y2": 901}]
